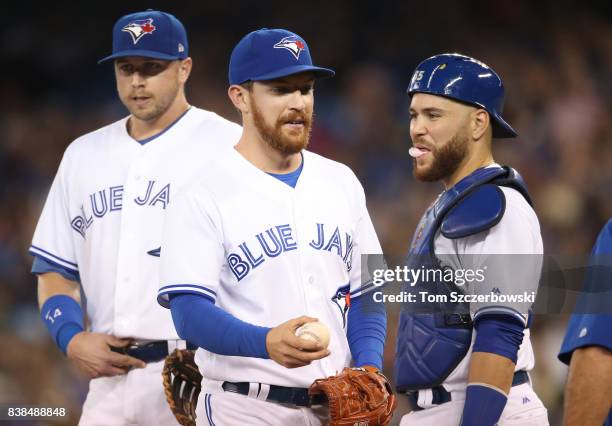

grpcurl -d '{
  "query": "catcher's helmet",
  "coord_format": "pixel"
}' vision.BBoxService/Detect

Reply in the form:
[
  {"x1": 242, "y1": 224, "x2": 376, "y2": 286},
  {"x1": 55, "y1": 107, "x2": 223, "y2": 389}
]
[{"x1": 407, "y1": 53, "x2": 517, "y2": 138}]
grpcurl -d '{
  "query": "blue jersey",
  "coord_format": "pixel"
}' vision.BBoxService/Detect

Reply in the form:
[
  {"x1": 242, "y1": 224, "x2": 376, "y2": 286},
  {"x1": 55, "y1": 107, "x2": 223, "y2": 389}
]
[{"x1": 559, "y1": 219, "x2": 612, "y2": 426}]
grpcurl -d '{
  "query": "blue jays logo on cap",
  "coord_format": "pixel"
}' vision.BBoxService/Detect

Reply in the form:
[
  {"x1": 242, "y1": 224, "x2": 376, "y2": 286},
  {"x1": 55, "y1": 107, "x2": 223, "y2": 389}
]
[
  {"x1": 98, "y1": 10, "x2": 189, "y2": 64},
  {"x1": 228, "y1": 28, "x2": 335, "y2": 85},
  {"x1": 122, "y1": 18, "x2": 156, "y2": 44},
  {"x1": 273, "y1": 36, "x2": 305, "y2": 60}
]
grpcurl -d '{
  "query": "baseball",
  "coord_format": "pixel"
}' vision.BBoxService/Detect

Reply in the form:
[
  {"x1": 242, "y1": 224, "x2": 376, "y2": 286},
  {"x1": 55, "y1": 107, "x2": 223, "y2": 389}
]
[{"x1": 295, "y1": 321, "x2": 330, "y2": 349}]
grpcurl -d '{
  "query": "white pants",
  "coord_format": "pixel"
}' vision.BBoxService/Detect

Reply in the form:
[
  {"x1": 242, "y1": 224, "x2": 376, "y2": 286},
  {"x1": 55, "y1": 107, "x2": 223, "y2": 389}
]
[
  {"x1": 79, "y1": 360, "x2": 179, "y2": 426},
  {"x1": 399, "y1": 383, "x2": 549, "y2": 426},
  {"x1": 196, "y1": 379, "x2": 328, "y2": 426}
]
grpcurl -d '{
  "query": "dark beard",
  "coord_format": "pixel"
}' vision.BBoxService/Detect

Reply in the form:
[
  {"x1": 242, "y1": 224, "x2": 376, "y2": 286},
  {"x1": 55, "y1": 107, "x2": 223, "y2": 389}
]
[
  {"x1": 413, "y1": 132, "x2": 469, "y2": 182},
  {"x1": 250, "y1": 99, "x2": 312, "y2": 155}
]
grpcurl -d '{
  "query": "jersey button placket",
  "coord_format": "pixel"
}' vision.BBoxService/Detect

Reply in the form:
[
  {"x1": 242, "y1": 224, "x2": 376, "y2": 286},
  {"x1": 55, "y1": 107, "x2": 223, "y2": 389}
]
[
  {"x1": 290, "y1": 191, "x2": 312, "y2": 316},
  {"x1": 115, "y1": 153, "x2": 145, "y2": 334}
]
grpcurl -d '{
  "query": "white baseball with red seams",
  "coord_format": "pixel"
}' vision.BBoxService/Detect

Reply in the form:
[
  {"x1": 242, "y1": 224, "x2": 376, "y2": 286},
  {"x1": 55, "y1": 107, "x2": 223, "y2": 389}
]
[{"x1": 295, "y1": 321, "x2": 331, "y2": 349}]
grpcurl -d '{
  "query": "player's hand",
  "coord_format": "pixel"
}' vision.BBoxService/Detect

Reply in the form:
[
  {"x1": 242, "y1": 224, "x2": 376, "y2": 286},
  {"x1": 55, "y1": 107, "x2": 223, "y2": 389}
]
[
  {"x1": 266, "y1": 316, "x2": 330, "y2": 368},
  {"x1": 66, "y1": 332, "x2": 146, "y2": 378}
]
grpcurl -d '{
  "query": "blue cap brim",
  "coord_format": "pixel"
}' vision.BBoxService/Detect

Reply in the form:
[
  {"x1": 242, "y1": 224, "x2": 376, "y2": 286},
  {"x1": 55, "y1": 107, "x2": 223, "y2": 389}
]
[
  {"x1": 235, "y1": 65, "x2": 335, "y2": 84},
  {"x1": 98, "y1": 50, "x2": 183, "y2": 64}
]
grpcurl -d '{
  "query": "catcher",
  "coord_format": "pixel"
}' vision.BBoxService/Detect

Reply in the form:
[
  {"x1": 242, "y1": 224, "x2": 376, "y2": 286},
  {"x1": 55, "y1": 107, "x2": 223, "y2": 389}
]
[{"x1": 157, "y1": 28, "x2": 395, "y2": 425}]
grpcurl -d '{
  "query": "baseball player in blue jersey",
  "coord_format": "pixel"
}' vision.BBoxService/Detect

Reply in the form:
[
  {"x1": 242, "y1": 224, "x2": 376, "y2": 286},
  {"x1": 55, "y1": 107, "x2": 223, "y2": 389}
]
[
  {"x1": 394, "y1": 54, "x2": 549, "y2": 425},
  {"x1": 157, "y1": 28, "x2": 393, "y2": 425},
  {"x1": 558, "y1": 219, "x2": 612, "y2": 426},
  {"x1": 29, "y1": 10, "x2": 240, "y2": 425}
]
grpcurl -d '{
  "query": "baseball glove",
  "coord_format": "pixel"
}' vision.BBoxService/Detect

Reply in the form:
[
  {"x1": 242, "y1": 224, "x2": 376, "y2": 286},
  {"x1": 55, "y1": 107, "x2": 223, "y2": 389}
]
[
  {"x1": 162, "y1": 349, "x2": 202, "y2": 426},
  {"x1": 309, "y1": 366, "x2": 396, "y2": 426}
]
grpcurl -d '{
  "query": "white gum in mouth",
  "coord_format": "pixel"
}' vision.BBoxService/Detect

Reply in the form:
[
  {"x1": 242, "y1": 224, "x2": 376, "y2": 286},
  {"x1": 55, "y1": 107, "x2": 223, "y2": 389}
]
[{"x1": 409, "y1": 147, "x2": 428, "y2": 158}]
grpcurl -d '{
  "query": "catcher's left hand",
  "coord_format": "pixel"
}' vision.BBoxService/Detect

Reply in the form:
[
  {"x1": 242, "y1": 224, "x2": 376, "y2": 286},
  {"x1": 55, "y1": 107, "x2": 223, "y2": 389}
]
[
  {"x1": 309, "y1": 366, "x2": 396, "y2": 426},
  {"x1": 162, "y1": 349, "x2": 202, "y2": 426}
]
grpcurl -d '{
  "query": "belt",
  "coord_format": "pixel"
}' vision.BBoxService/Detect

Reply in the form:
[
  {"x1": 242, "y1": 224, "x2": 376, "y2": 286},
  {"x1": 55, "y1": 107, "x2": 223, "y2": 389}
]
[
  {"x1": 111, "y1": 340, "x2": 197, "y2": 363},
  {"x1": 221, "y1": 381, "x2": 327, "y2": 407},
  {"x1": 406, "y1": 370, "x2": 530, "y2": 411}
]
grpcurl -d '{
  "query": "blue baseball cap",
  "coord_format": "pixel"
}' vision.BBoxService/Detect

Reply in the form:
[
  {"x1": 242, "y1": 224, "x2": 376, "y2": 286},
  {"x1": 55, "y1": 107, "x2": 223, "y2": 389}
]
[
  {"x1": 228, "y1": 28, "x2": 335, "y2": 85},
  {"x1": 98, "y1": 10, "x2": 188, "y2": 63}
]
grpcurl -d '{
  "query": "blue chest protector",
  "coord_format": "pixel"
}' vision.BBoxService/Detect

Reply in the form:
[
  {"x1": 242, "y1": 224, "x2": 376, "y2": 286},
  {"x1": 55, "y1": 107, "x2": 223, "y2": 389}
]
[{"x1": 394, "y1": 166, "x2": 532, "y2": 391}]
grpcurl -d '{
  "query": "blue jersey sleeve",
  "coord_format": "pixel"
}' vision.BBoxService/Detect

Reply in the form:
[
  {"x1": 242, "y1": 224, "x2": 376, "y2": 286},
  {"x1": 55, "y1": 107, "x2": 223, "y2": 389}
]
[
  {"x1": 559, "y1": 314, "x2": 612, "y2": 364},
  {"x1": 559, "y1": 220, "x2": 612, "y2": 364}
]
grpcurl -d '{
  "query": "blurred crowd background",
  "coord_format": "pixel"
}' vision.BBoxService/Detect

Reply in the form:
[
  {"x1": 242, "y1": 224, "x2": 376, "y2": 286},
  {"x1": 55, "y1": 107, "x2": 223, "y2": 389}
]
[{"x1": 1, "y1": 0, "x2": 611, "y2": 424}]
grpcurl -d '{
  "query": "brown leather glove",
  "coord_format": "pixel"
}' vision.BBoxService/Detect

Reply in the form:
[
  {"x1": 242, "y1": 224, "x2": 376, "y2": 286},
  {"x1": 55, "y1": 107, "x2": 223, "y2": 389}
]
[
  {"x1": 309, "y1": 367, "x2": 396, "y2": 426},
  {"x1": 162, "y1": 349, "x2": 202, "y2": 426}
]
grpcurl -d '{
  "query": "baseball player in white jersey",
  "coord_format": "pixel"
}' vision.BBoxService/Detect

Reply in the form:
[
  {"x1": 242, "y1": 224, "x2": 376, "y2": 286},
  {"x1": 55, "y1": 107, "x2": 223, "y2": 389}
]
[
  {"x1": 394, "y1": 54, "x2": 549, "y2": 425},
  {"x1": 29, "y1": 10, "x2": 240, "y2": 425},
  {"x1": 157, "y1": 29, "x2": 388, "y2": 425}
]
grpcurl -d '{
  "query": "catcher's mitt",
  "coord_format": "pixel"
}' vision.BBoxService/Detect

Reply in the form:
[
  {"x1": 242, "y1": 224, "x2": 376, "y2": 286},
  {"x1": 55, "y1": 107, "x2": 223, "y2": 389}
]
[
  {"x1": 162, "y1": 349, "x2": 202, "y2": 426},
  {"x1": 309, "y1": 367, "x2": 396, "y2": 426}
]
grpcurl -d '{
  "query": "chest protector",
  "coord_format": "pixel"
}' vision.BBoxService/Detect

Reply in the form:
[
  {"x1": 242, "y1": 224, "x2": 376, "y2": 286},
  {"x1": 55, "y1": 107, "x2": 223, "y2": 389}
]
[{"x1": 394, "y1": 166, "x2": 531, "y2": 391}]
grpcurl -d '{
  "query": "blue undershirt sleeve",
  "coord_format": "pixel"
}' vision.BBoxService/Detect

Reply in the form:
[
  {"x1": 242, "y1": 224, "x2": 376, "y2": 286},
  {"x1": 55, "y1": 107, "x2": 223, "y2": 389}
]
[
  {"x1": 169, "y1": 293, "x2": 270, "y2": 359},
  {"x1": 32, "y1": 255, "x2": 80, "y2": 283},
  {"x1": 472, "y1": 314, "x2": 525, "y2": 363},
  {"x1": 346, "y1": 292, "x2": 387, "y2": 370}
]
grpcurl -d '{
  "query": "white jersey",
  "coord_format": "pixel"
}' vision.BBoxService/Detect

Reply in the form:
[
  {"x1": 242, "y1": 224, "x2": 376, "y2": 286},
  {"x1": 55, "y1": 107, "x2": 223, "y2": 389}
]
[
  {"x1": 434, "y1": 181, "x2": 543, "y2": 393},
  {"x1": 158, "y1": 148, "x2": 382, "y2": 388},
  {"x1": 30, "y1": 107, "x2": 241, "y2": 340}
]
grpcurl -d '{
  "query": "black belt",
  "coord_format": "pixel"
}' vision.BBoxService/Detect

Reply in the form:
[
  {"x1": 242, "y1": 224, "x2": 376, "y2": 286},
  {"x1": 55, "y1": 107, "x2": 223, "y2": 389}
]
[
  {"x1": 406, "y1": 370, "x2": 530, "y2": 411},
  {"x1": 111, "y1": 340, "x2": 197, "y2": 363},
  {"x1": 222, "y1": 382, "x2": 327, "y2": 407}
]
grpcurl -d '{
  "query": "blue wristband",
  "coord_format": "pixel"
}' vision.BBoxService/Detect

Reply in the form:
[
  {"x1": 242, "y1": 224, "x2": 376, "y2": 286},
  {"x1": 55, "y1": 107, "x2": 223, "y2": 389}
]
[
  {"x1": 461, "y1": 384, "x2": 508, "y2": 426},
  {"x1": 40, "y1": 295, "x2": 85, "y2": 354}
]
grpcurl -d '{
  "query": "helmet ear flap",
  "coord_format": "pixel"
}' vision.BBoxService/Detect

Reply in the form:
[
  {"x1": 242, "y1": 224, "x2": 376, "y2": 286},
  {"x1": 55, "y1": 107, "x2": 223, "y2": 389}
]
[{"x1": 407, "y1": 53, "x2": 517, "y2": 138}]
